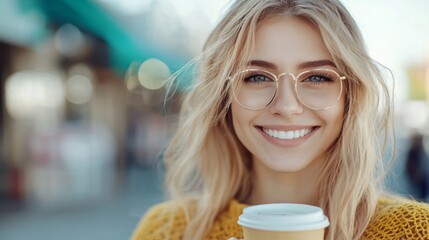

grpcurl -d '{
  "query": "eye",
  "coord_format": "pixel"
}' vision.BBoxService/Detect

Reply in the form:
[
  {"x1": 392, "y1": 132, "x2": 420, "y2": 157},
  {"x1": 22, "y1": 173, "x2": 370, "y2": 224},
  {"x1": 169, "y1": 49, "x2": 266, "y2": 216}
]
[
  {"x1": 243, "y1": 72, "x2": 275, "y2": 84},
  {"x1": 307, "y1": 75, "x2": 330, "y2": 82},
  {"x1": 300, "y1": 71, "x2": 336, "y2": 84}
]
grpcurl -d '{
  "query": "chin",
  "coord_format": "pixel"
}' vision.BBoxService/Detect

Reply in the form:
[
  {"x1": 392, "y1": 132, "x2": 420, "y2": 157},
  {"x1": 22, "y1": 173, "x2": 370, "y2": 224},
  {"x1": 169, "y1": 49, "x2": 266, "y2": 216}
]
[{"x1": 265, "y1": 160, "x2": 310, "y2": 173}]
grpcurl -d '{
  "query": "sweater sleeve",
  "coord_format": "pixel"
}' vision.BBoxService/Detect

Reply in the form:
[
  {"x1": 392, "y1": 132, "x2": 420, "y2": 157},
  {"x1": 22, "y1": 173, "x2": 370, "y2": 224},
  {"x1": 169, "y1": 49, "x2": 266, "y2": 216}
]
[
  {"x1": 363, "y1": 200, "x2": 429, "y2": 239},
  {"x1": 131, "y1": 201, "x2": 187, "y2": 240}
]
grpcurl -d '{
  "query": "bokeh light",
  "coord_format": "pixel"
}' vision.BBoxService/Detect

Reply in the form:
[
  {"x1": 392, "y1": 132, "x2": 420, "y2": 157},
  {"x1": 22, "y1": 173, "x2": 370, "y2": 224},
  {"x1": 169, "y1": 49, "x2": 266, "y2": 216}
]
[
  {"x1": 68, "y1": 63, "x2": 94, "y2": 80},
  {"x1": 5, "y1": 71, "x2": 64, "y2": 119},
  {"x1": 137, "y1": 58, "x2": 171, "y2": 90},
  {"x1": 54, "y1": 24, "x2": 85, "y2": 57},
  {"x1": 125, "y1": 61, "x2": 141, "y2": 92},
  {"x1": 401, "y1": 100, "x2": 429, "y2": 130},
  {"x1": 65, "y1": 75, "x2": 93, "y2": 105}
]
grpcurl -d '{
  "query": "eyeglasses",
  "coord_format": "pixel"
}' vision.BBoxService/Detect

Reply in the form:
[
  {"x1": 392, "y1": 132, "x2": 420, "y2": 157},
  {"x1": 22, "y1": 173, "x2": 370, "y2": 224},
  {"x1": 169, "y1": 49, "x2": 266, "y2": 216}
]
[{"x1": 230, "y1": 68, "x2": 346, "y2": 111}]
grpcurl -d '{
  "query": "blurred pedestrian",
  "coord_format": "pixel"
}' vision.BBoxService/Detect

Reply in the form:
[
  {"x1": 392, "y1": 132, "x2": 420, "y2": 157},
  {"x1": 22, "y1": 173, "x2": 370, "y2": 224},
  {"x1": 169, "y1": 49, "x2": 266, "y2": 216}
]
[{"x1": 406, "y1": 133, "x2": 429, "y2": 201}]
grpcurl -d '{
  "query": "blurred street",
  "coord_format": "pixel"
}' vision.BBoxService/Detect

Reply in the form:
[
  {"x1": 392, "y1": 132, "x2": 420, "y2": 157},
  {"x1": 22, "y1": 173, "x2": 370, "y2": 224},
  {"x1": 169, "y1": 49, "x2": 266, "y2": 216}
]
[{"x1": 0, "y1": 167, "x2": 164, "y2": 240}]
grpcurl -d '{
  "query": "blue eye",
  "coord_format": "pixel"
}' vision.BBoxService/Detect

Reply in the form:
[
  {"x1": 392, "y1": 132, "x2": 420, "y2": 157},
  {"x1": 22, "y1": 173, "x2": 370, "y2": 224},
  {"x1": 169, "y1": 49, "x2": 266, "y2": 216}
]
[
  {"x1": 308, "y1": 75, "x2": 329, "y2": 82},
  {"x1": 301, "y1": 72, "x2": 335, "y2": 84},
  {"x1": 244, "y1": 74, "x2": 274, "y2": 83}
]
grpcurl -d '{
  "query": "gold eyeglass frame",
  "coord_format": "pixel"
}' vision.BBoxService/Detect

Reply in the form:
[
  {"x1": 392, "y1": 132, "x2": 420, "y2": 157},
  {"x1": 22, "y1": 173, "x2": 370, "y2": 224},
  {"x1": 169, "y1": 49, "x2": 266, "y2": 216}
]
[{"x1": 230, "y1": 68, "x2": 347, "y2": 111}]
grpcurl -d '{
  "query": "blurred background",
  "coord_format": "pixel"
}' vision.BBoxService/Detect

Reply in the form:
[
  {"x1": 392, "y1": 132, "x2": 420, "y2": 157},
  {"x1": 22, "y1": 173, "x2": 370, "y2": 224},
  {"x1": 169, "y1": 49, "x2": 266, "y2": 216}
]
[{"x1": 0, "y1": 0, "x2": 428, "y2": 239}]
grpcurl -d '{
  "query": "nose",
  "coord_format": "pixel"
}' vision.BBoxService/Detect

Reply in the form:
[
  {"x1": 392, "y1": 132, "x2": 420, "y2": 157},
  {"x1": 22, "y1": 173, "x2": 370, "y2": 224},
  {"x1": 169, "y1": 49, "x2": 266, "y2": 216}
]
[{"x1": 269, "y1": 74, "x2": 303, "y2": 117}]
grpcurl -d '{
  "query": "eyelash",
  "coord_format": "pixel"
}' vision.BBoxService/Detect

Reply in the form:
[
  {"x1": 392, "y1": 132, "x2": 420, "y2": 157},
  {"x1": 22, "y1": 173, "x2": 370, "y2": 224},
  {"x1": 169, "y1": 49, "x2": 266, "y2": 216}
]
[{"x1": 244, "y1": 74, "x2": 274, "y2": 83}]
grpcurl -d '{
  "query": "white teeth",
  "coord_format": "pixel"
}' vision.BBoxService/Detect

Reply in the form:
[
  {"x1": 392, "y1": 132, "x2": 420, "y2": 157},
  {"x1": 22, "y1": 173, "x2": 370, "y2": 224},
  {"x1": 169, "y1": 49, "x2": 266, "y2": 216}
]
[{"x1": 263, "y1": 128, "x2": 313, "y2": 140}]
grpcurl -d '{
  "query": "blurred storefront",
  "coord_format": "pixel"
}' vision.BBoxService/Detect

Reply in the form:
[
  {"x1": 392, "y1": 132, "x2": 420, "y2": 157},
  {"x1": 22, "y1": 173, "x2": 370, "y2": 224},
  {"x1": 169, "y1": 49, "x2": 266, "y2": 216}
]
[{"x1": 0, "y1": 0, "x2": 200, "y2": 209}]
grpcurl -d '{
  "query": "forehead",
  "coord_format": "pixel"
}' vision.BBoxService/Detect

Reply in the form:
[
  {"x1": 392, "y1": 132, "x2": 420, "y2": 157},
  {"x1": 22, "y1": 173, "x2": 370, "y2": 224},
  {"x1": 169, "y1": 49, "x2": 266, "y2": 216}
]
[{"x1": 252, "y1": 16, "x2": 333, "y2": 69}]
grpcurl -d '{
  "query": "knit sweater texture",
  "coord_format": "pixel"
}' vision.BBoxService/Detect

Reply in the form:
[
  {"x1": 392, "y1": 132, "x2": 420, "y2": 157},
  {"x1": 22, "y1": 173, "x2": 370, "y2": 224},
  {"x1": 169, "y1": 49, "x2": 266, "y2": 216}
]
[{"x1": 132, "y1": 198, "x2": 429, "y2": 239}]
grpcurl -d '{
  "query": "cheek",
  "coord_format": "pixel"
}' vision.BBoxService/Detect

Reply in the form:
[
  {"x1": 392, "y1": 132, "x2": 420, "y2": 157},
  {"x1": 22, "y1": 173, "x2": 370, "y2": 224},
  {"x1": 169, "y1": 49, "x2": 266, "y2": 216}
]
[
  {"x1": 319, "y1": 96, "x2": 345, "y2": 140},
  {"x1": 327, "y1": 101, "x2": 345, "y2": 140},
  {"x1": 316, "y1": 109, "x2": 344, "y2": 154},
  {"x1": 231, "y1": 103, "x2": 255, "y2": 146},
  {"x1": 331, "y1": 114, "x2": 344, "y2": 139},
  {"x1": 231, "y1": 103, "x2": 246, "y2": 137}
]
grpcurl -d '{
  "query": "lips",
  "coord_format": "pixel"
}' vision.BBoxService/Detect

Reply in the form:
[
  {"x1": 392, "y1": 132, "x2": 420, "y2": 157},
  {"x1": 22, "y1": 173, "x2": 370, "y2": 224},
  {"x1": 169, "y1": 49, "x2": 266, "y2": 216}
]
[{"x1": 261, "y1": 127, "x2": 316, "y2": 140}]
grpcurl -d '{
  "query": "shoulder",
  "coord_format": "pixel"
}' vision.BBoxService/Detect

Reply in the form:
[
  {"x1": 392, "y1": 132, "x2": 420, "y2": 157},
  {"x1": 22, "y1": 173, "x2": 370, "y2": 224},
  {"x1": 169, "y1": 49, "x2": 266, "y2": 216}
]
[
  {"x1": 131, "y1": 201, "x2": 188, "y2": 240},
  {"x1": 363, "y1": 197, "x2": 429, "y2": 239},
  {"x1": 131, "y1": 199, "x2": 245, "y2": 240}
]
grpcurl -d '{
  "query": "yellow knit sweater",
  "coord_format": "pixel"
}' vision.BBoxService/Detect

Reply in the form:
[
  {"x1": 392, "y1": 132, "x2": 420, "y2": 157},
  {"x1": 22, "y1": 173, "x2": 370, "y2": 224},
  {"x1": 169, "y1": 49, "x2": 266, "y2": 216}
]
[{"x1": 132, "y1": 198, "x2": 429, "y2": 239}]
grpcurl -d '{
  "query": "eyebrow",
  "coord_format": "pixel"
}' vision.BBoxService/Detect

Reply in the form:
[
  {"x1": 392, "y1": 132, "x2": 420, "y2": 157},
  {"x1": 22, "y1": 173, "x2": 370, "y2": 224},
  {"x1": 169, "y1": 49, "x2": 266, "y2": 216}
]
[
  {"x1": 247, "y1": 60, "x2": 278, "y2": 69},
  {"x1": 298, "y1": 60, "x2": 336, "y2": 69},
  {"x1": 247, "y1": 59, "x2": 337, "y2": 70}
]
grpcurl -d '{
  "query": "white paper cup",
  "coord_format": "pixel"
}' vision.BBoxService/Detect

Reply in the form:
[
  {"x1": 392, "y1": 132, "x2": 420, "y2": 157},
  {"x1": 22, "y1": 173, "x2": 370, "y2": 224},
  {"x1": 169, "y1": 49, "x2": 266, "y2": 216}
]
[{"x1": 238, "y1": 203, "x2": 329, "y2": 240}]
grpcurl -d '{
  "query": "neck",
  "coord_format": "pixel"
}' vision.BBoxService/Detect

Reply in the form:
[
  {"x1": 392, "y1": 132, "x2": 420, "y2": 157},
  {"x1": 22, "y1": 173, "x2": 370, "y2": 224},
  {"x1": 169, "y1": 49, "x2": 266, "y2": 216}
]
[{"x1": 246, "y1": 159, "x2": 322, "y2": 206}]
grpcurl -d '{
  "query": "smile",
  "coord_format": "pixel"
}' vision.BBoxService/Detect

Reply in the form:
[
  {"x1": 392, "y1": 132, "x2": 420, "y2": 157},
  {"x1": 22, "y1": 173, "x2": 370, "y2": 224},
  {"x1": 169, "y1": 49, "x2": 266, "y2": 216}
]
[{"x1": 262, "y1": 127, "x2": 314, "y2": 140}]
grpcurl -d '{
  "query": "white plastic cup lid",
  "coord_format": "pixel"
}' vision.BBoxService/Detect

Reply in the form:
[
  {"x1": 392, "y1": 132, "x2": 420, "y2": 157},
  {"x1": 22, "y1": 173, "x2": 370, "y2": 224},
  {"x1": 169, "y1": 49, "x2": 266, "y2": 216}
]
[{"x1": 238, "y1": 203, "x2": 330, "y2": 231}]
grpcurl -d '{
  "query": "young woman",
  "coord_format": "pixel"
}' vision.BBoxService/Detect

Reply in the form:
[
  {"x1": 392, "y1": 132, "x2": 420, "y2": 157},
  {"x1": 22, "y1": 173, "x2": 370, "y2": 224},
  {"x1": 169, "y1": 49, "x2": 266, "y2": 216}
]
[{"x1": 132, "y1": 0, "x2": 429, "y2": 239}]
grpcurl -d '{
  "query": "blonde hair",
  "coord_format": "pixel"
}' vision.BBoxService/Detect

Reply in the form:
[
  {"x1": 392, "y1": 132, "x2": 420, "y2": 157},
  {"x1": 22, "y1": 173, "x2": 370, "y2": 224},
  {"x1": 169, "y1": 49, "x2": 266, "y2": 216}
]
[{"x1": 164, "y1": 0, "x2": 394, "y2": 239}]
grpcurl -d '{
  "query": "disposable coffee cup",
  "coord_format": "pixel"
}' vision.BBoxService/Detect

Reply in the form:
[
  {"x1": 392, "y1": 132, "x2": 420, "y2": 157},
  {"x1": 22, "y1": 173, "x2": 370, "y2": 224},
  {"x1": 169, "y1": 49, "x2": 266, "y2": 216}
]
[{"x1": 238, "y1": 203, "x2": 329, "y2": 240}]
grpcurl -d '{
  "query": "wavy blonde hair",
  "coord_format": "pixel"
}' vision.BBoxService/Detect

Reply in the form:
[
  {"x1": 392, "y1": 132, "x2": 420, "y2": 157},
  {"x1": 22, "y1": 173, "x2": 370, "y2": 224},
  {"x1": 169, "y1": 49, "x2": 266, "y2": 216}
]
[{"x1": 164, "y1": 0, "x2": 394, "y2": 239}]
